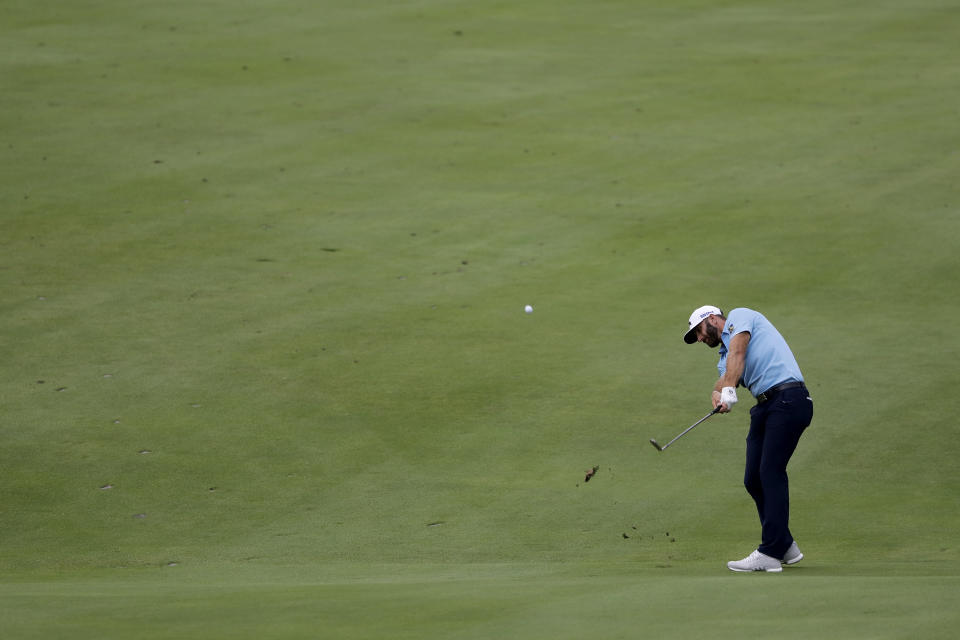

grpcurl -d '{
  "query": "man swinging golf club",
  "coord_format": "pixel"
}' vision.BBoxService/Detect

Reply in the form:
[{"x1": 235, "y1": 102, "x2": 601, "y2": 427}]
[{"x1": 684, "y1": 305, "x2": 813, "y2": 572}]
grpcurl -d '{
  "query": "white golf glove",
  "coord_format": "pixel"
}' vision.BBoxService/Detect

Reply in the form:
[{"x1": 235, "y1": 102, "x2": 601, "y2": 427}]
[{"x1": 720, "y1": 386, "x2": 738, "y2": 409}]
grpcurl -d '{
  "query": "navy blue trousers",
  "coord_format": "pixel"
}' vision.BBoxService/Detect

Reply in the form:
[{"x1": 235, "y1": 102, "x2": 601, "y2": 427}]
[{"x1": 745, "y1": 386, "x2": 813, "y2": 559}]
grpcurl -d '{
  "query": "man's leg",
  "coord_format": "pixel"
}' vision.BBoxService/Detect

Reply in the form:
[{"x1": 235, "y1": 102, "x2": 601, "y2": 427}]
[
  {"x1": 728, "y1": 412, "x2": 782, "y2": 573},
  {"x1": 743, "y1": 405, "x2": 766, "y2": 525},
  {"x1": 756, "y1": 389, "x2": 813, "y2": 558}
]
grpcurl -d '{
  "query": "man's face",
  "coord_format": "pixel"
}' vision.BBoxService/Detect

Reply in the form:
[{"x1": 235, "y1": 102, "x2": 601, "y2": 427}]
[{"x1": 696, "y1": 316, "x2": 722, "y2": 348}]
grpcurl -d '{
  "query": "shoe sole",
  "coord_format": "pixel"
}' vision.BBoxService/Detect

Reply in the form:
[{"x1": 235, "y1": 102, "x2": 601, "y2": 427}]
[
  {"x1": 783, "y1": 553, "x2": 804, "y2": 566},
  {"x1": 727, "y1": 564, "x2": 783, "y2": 573}
]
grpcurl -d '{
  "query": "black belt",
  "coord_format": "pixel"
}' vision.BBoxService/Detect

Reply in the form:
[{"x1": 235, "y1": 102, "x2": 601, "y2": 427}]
[{"x1": 756, "y1": 381, "x2": 805, "y2": 404}]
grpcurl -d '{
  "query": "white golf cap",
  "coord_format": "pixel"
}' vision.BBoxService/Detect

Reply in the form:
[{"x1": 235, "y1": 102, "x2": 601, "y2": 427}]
[{"x1": 683, "y1": 305, "x2": 722, "y2": 344}]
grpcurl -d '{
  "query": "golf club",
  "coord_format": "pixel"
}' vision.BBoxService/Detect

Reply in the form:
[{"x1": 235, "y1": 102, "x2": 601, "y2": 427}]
[{"x1": 649, "y1": 406, "x2": 722, "y2": 452}]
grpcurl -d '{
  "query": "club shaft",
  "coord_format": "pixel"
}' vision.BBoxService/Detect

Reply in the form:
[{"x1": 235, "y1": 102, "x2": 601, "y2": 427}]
[{"x1": 657, "y1": 407, "x2": 721, "y2": 451}]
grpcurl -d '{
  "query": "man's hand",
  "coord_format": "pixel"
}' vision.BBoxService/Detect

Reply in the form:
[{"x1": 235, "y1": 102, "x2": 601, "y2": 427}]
[
  {"x1": 712, "y1": 387, "x2": 738, "y2": 413},
  {"x1": 712, "y1": 389, "x2": 727, "y2": 412},
  {"x1": 721, "y1": 386, "x2": 738, "y2": 411}
]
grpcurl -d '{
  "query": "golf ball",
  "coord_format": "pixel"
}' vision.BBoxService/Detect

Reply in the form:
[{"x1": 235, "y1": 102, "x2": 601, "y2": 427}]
[{"x1": 524, "y1": 305, "x2": 533, "y2": 314}]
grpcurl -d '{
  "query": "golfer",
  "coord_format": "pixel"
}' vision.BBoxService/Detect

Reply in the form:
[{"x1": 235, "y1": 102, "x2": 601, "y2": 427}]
[{"x1": 684, "y1": 305, "x2": 813, "y2": 572}]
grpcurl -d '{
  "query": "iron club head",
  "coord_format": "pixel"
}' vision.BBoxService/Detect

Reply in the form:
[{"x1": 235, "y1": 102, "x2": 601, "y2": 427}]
[{"x1": 649, "y1": 438, "x2": 664, "y2": 452}]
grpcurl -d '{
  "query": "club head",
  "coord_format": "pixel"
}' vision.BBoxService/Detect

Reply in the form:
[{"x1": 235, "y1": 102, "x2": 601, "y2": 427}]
[{"x1": 649, "y1": 438, "x2": 664, "y2": 452}]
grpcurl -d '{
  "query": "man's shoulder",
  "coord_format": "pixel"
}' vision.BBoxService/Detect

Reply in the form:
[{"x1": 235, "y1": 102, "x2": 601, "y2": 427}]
[{"x1": 726, "y1": 308, "x2": 761, "y2": 334}]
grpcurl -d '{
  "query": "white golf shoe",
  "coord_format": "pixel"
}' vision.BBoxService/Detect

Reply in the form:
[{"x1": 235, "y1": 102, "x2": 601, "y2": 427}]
[
  {"x1": 782, "y1": 541, "x2": 803, "y2": 566},
  {"x1": 727, "y1": 550, "x2": 783, "y2": 573}
]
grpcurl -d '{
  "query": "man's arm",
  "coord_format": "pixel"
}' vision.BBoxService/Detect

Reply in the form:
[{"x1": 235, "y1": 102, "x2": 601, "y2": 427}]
[{"x1": 712, "y1": 331, "x2": 750, "y2": 412}]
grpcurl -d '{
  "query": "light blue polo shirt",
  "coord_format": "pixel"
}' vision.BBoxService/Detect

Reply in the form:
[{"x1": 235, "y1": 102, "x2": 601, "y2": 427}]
[{"x1": 717, "y1": 308, "x2": 804, "y2": 397}]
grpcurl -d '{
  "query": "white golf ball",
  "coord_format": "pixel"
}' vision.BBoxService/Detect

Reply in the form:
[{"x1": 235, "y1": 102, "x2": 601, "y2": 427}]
[{"x1": 524, "y1": 305, "x2": 533, "y2": 314}]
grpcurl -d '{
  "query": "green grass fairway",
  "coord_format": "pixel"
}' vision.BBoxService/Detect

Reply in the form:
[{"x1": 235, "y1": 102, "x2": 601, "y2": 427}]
[{"x1": 3, "y1": 0, "x2": 959, "y2": 637}]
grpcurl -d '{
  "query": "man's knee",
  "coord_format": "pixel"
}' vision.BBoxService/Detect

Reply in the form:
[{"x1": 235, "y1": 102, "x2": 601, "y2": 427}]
[
  {"x1": 758, "y1": 461, "x2": 788, "y2": 492},
  {"x1": 744, "y1": 468, "x2": 763, "y2": 497}
]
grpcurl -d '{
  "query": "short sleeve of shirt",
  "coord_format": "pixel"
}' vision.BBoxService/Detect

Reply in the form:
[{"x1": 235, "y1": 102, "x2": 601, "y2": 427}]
[{"x1": 726, "y1": 308, "x2": 755, "y2": 338}]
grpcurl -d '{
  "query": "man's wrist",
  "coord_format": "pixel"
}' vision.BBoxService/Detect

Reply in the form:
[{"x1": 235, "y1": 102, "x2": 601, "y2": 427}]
[{"x1": 721, "y1": 386, "x2": 738, "y2": 408}]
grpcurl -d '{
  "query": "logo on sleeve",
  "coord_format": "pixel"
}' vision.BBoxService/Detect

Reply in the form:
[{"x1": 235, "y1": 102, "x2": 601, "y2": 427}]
[{"x1": 727, "y1": 323, "x2": 735, "y2": 332}]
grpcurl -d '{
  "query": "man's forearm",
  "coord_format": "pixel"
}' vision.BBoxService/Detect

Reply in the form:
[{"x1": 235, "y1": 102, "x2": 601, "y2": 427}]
[
  {"x1": 718, "y1": 332, "x2": 750, "y2": 391},
  {"x1": 719, "y1": 350, "x2": 745, "y2": 389}
]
